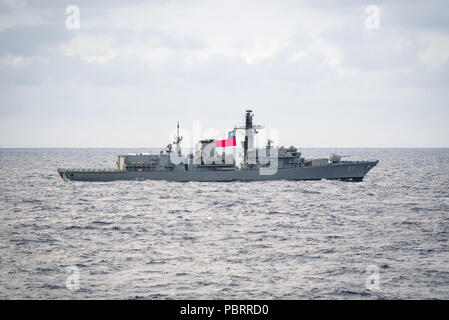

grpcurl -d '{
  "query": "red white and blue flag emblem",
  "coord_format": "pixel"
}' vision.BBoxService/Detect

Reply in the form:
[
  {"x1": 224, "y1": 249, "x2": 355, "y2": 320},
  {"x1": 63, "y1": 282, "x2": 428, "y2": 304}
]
[{"x1": 216, "y1": 129, "x2": 236, "y2": 148}]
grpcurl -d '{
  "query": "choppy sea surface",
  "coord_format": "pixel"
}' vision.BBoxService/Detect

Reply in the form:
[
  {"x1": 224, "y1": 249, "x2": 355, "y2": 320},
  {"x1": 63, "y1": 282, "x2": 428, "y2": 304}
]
[{"x1": 0, "y1": 148, "x2": 448, "y2": 299}]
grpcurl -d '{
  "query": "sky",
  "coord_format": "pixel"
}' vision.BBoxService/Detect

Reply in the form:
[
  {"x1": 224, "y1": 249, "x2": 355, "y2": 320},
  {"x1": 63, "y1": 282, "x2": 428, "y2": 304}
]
[{"x1": 0, "y1": 0, "x2": 448, "y2": 148}]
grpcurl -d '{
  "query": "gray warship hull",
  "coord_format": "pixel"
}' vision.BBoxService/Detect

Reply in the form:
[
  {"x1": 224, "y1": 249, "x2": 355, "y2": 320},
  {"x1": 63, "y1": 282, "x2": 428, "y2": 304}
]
[
  {"x1": 58, "y1": 160, "x2": 378, "y2": 182},
  {"x1": 57, "y1": 110, "x2": 379, "y2": 182}
]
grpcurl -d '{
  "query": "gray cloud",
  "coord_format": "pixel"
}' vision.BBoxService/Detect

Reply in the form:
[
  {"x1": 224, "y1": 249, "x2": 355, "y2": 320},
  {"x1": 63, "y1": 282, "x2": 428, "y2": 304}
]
[{"x1": 0, "y1": 0, "x2": 448, "y2": 147}]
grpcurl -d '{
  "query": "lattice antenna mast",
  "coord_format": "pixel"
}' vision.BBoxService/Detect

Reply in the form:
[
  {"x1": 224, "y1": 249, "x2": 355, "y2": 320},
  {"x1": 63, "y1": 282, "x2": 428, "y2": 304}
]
[{"x1": 173, "y1": 121, "x2": 183, "y2": 155}]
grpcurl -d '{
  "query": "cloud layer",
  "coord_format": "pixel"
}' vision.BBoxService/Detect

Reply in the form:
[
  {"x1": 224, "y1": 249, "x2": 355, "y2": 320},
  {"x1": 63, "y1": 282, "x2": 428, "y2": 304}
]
[{"x1": 0, "y1": 0, "x2": 448, "y2": 147}]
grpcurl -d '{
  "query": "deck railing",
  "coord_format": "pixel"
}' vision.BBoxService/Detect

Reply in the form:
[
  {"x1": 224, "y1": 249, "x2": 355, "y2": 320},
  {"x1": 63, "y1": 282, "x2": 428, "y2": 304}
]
[{"x1": 58, "y1": 168, "x2": 120, "y2": 173}]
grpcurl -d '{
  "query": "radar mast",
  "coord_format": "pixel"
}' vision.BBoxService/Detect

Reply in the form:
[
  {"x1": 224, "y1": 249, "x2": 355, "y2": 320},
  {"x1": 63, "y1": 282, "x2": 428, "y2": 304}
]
[{"x1": 235, "y1": 109, "x2": 264, "y2": 165}]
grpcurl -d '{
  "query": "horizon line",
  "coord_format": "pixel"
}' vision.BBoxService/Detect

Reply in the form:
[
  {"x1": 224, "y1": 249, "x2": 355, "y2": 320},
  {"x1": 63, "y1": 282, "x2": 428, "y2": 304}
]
[{"x1": 1, "y1": 146, "x2": 448, "y2": 149}]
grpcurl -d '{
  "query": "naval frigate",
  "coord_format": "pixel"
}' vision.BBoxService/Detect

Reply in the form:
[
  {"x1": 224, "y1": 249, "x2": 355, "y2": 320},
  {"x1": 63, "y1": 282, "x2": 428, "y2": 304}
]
[{"x1": 57, "y1": 110, "x2": 378, "y2": 182}]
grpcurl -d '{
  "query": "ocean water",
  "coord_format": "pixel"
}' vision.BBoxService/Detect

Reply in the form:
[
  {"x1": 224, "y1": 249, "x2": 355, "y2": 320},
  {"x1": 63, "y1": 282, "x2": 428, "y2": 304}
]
[{"x1": 0, "y1": 148, "x2": 448, "y2": 299}]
